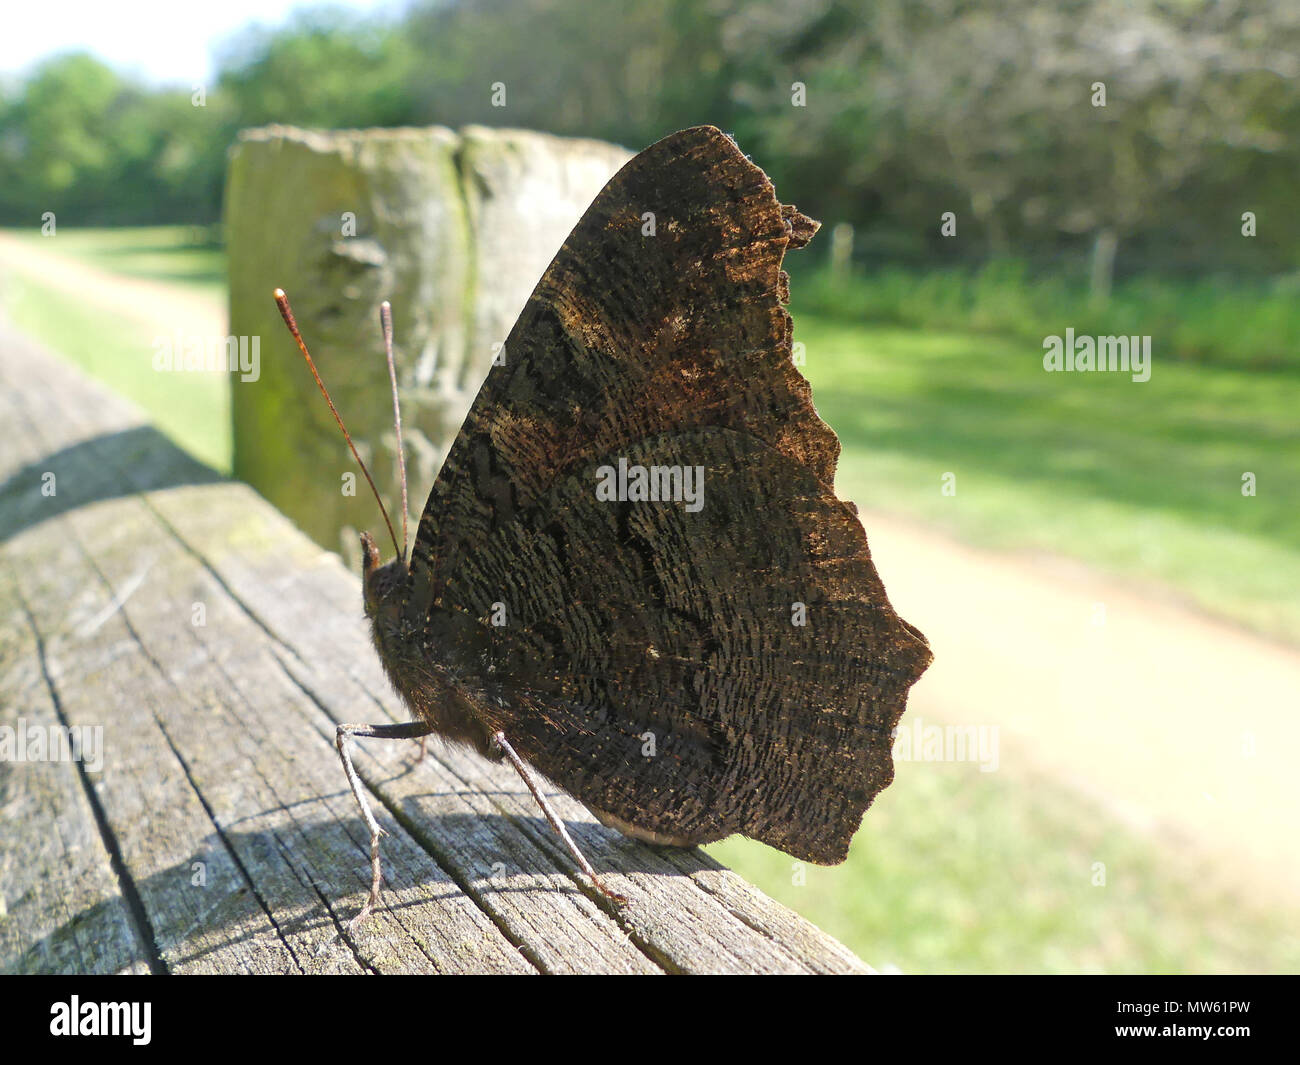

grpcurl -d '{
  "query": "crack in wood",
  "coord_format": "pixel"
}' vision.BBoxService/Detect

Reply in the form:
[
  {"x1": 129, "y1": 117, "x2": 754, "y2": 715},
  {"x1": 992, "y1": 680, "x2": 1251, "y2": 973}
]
[{"x1": 14, "y1": 589, "x2": 168, "y2": 975}]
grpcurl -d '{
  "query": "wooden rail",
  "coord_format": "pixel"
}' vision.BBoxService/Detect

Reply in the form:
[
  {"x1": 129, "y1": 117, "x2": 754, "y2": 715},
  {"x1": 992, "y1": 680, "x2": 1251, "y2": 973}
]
[{"x1": 0, "y1": 326, "x2": 872, "y2": 974}]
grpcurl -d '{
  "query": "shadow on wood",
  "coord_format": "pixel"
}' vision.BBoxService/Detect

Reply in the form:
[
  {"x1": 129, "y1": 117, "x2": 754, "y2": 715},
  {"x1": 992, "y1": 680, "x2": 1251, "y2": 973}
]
[{"x1": 0, "y1": 426, "x2": 219, "y2": 541}]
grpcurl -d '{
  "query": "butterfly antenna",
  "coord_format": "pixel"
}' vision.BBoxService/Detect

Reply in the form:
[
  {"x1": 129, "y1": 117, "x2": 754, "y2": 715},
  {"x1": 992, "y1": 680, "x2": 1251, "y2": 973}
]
[
  {"x1": 379, "y1": 301, "x2": 409, "y2": 561},
  {"x1": 273, "y1": 288, "x2": 402, "y2": 561}
]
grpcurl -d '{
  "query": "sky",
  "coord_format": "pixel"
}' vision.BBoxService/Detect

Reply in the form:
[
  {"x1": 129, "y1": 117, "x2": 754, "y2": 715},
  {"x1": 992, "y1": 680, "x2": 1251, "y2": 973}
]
[{"x1": 0, "y1": 0, "x2": 399, "y2": 86}]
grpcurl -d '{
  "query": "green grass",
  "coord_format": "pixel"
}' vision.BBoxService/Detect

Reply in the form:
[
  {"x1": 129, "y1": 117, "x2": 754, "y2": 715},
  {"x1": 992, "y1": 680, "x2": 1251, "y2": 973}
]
[
  {"x1": 707, "y1": 755, "x2": 1299, "y2": 973},
  {"x1": 3, "y1": 225, "x2": 225, "y2": 299},
  {"x1": 790, "y1": 315, "x2": 1300, "y2": 646},
  {"x1": 797, "y1": 259, "x2": 1300, "y2": 372},
  {"x1": 6, "y1": 225, "x2": 1299, "y2": 972},
  {"x1": 1, "y1": 235, "x2": 230, "y2": 473}
]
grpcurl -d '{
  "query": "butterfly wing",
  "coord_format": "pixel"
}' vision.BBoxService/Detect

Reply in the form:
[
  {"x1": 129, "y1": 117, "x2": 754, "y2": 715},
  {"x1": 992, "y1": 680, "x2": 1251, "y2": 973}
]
[
  {"x1": 409, "y1": 126, "x2": 931, "y2": 861},
  {"x1": 408, "y1": 125, "x2": 833, "y2": 602},
  {"x1": 438, "y1": 428, "x2": 931, "y2": 862}
]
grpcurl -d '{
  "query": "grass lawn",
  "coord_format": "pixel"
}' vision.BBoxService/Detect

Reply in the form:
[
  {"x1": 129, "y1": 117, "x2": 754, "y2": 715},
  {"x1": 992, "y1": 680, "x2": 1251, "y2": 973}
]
[
  {"x1": 795, "y1": 315, "x2": 1300, "y2": 647},
  {"x1": 797, "y1": 260, "x2": 1300, "y2": 372},
  {"x1": 708, "y1": 756, "x2": 1299, "y2": 973},
  {"x1": 0, "y1": 228, "x2": 230, "y2": 473},
  {"x1": 2, "y1": 225, "x2": 225, "y2": 298},
  {"x1": 4, "y1": 226, "x2": 1297, "y2": 972}
]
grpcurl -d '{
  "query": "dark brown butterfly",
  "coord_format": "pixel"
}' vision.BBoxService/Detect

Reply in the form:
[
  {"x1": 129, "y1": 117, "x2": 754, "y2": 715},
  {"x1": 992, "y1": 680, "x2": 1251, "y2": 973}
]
[{"x1": 277, "y1": 125, "x2": 932, "y2": 923}]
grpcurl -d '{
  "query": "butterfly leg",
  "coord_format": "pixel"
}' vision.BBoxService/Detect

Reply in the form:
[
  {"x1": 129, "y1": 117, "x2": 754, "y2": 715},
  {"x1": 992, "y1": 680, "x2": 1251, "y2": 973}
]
[
  {"x1": 335, "y1": 720, "x2": 436, "y2": 928},
  {"x1": 490, "y1": 730, "x2": 627, "y2": 907}
]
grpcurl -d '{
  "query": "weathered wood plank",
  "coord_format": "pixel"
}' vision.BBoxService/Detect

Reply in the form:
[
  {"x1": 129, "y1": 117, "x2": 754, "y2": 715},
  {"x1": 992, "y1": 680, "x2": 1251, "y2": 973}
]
[
  {"x1": 0, "y1": 325, "x2": 872, "y2": 974},
  {"x1": 3, "y1": 334, "x2": 533, "y2": 975},
  {"x1": 0, "y1": 328, "x2": 154, "y2": 974},
  {"x1": 0, "y1": 577, "x2": 152, "y2": 975}
]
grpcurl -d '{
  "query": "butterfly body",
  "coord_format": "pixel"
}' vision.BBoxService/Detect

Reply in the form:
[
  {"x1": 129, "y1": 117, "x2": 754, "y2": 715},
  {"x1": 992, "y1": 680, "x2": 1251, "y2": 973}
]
[
  {"x1": 362, "y1": 532, "x2": 500, "y2": 757},
  {"x1": 348, "y1": 126, "x2": 931, "y2": 874}
]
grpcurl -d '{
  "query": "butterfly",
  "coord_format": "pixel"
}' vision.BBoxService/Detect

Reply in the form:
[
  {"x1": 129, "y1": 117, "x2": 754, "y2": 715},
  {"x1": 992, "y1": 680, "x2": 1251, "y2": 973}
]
[{"x1": 276, "y1": 125, "x2": 932, "y2": 923}]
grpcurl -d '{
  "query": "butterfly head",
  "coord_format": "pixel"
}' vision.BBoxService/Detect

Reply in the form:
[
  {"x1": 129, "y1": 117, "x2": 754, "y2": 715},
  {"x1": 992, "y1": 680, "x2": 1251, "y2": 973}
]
[{"x1": 360, "y1": 531, "x2": 407, "y2": 637}]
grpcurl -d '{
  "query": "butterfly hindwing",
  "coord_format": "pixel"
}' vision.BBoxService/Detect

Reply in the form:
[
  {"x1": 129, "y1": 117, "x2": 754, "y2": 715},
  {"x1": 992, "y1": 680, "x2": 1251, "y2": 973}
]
[{"x1": 437, "y1": 427, "x2": 931, "y2": 862}]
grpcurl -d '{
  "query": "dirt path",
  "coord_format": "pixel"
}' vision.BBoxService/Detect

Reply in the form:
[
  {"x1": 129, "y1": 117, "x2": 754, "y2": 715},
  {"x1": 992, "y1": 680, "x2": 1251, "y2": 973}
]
[
  {"x1": 866, "y1": 510, "x2": 1300, "y2": 910},
  {"x1": 0, "y1": 231, "x2": 225, "y2": 339},
  {"x1": 5, "y1": 230, "x2": 1297, "y2": 911}
]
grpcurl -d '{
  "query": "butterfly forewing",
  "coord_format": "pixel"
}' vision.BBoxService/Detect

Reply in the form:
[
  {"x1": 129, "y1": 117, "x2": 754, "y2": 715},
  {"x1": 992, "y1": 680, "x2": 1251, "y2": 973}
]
[{"x1": 410, "y1": 126, "x2": 838, "y2": 597}]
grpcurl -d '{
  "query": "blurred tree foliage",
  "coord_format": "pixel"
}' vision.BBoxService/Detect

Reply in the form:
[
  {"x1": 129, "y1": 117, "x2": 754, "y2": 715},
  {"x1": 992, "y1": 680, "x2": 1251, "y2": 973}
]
[{"x1": 1, "y1": 0, "x2": 1297, "y2": 276}]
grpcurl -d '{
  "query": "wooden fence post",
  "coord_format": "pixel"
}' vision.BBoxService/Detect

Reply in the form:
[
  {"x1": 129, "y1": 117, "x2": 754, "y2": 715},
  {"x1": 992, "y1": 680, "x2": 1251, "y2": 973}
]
[{"x1": 225, "y1": 124, "x2": 633, "y2": 561}]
